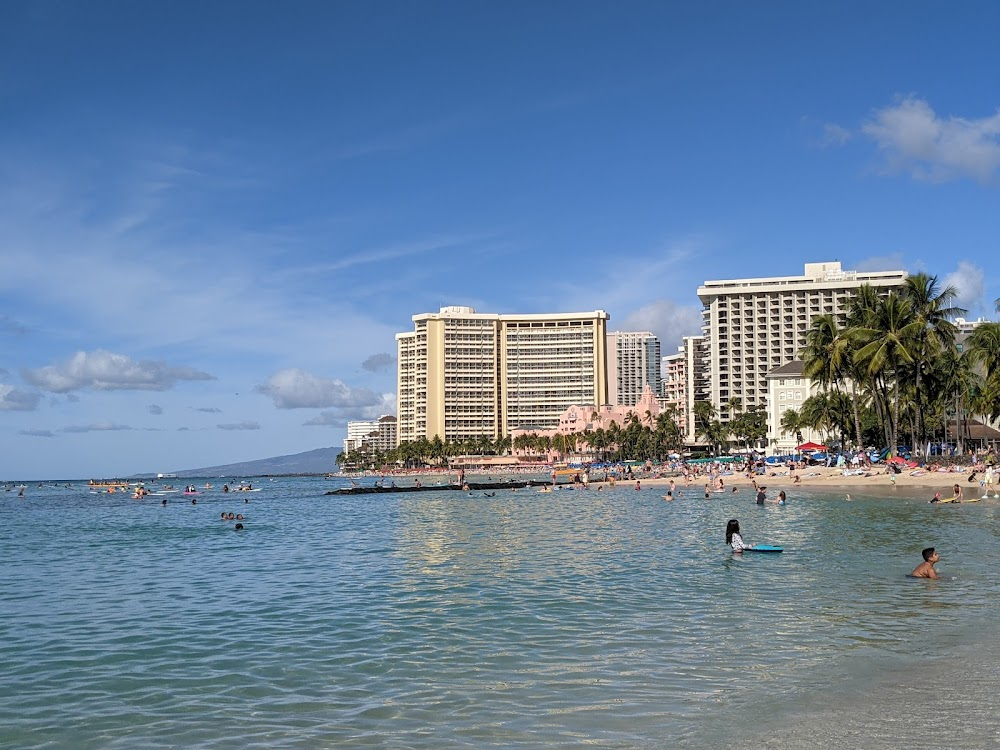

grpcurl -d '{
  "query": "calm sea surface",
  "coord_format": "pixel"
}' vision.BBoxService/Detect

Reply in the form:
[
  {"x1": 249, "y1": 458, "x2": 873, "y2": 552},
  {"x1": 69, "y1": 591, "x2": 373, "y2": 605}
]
[{"x1": 2, "y1": 476, "x2": 999, "y2": 748}]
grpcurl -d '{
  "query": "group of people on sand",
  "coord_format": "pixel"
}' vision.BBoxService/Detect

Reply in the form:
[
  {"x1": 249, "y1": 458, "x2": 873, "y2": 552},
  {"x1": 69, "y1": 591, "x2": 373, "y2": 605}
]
[{"x1": 726, "y1": 519, "x2": 943, "y2": 580}]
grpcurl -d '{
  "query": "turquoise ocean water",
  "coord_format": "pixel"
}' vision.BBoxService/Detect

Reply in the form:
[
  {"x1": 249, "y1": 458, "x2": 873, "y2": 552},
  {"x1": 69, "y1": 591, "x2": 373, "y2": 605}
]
[{"x1": 2, "y1": 476, "x2": 999, "y2": 748}]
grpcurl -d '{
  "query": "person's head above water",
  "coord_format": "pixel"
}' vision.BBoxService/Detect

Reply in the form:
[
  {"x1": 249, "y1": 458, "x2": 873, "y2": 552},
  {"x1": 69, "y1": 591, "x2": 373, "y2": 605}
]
[
  {"x1": 234, "y1": 523, "x2": 244, "y2": 530},
  {"x1": 726, "y1": 519, "x2": 740, "y2": 543},
  {"x1": 922, "y1": 547, "x2": 937, "y2": 562}
]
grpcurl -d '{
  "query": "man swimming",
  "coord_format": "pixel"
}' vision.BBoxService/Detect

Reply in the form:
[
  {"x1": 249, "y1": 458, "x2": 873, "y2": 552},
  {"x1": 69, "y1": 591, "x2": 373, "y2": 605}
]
[{"x1": 910, "y1": 547, "x2": 940, "y2": 579}]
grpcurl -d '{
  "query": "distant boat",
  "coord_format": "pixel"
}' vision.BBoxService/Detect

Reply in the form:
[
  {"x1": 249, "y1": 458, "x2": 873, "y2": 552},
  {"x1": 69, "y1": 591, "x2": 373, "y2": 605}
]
[{"x1": 157, "y1": 473, "x2": 177, "y2": 479}]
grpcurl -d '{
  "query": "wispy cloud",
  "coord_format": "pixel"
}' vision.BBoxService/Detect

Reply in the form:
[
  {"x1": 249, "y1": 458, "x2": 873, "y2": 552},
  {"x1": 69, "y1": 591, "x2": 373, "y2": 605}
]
[
  {"x1": 537, "y1": 235, "x2": 706, "y2": 328},
  {"x1": 0, "y1": 315, "x2": 29, "y2": 335},
  {"x1": 22, "y1": 350, "x2": 215, "y2": 393},
  {"x1": 194, "y1": 407, "x2": 223, "y2": 413},
  {"x1": 20, "y1": 429, "x2": 54, "y2": 438},
  {"x1": 217, "y1": 421, "x2": 260, "y2": 431},
  {"x1": 862, "y1": 96, "x2": 1000, "y2": 183},
  {"x1": 61, "y1": 423, "x2": 134, "y2": 433},
  {"x1": 819, "y1": 123, "x2": 851, "y2": 147},
  {"x1": 855, "y1": 253, "x2": 908, "y2": 272},
  {"x1": 361, "y1": 353, "x2": 395, "y2": 372},
  {"x1": 620, "y1": 300, "x2": 703, "y2": 352},
  {"x1": 147, "y1": 404, "x2": 163, "y2": 415}
]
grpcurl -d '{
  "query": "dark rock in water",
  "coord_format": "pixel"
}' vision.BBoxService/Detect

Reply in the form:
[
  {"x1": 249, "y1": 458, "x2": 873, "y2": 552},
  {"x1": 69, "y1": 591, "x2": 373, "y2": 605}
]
[{"x1": 328, "y1": 480, "x2": 552, "y2": 495}]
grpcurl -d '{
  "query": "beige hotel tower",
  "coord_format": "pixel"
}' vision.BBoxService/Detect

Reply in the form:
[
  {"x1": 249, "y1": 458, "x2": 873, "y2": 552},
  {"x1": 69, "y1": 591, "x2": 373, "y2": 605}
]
[{"x1": 396, "y1": 306, "x2": 609, "y2": 445}]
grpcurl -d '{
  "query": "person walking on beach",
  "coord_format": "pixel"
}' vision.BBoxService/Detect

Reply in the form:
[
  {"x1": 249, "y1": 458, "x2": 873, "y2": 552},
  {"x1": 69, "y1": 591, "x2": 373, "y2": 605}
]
[
  {"x1": 726, "y1": 519, "x2": 754, "y2": 553},
  {"x1": 910, "y1": 547, "x2": 940, "y2": 579}
]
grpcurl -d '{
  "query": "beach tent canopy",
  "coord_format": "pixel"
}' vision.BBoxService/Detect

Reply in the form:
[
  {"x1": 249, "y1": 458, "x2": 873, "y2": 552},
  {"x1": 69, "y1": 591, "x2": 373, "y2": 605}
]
[{"x1": 796, "y1": 442, "x2": 827, "y2": 452}]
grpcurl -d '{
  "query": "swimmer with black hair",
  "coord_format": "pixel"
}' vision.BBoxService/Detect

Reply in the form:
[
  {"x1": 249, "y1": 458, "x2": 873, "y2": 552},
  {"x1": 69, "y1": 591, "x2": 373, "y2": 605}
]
[
  {"x1": 161, "y1": 499, "x2": 167, "y2": 507},
  {"x1": 234, "y1": 523, "x2": 244, "y2": 530},
  {"x1": 910, "y1": 547, "x2": 940, "y2": 579},
  {"x1": 236, "y1": 514, "x2": 244, "y2": 520}
]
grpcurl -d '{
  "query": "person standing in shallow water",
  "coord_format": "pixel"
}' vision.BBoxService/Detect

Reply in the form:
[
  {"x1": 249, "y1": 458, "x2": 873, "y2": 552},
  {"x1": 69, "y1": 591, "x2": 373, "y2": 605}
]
[{"x1": 726, "y1": 519, "x2": 753, "y2": 553}]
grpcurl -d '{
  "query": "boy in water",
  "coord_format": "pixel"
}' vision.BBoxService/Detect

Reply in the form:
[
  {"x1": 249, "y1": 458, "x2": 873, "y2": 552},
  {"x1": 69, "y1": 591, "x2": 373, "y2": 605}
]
[{"x1": 910, "y1": 547, "x2": 940, "y2": 579}]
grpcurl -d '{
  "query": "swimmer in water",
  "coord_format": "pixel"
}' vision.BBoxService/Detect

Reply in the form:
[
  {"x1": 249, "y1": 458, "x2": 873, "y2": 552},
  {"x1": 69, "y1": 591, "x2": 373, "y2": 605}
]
[
  {"x1": 234, "y1": 523, "x2": 244, "y2": 530},
  {"x1": 221, "y1": 512, "x2": 227, "y2": 520},
  {"x1": 910, "y1": 547, "x2": 940, "y2": 579},
  {"x1": 929, "y1": 492, "x2": 941, "y2": 504},
  {"x1": 777, "y1": 490, "x2": 786, "y2": 505},
  {"x1": 726, "y1": 518, "x2": 753, "y2": 553},
  {"x1": 662, "y1": 491, "x2": 673, "y2": 501},
  {"x1": 162, "y1": 499, "x2": 167, "y2": 507},
  {"x1": 236, "y1": 514, "x2": 244, "y2": 520}
]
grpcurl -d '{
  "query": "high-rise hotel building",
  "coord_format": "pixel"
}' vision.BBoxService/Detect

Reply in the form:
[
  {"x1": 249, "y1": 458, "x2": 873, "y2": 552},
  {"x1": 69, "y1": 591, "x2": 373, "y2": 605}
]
[
  {"x1": 396, "y1": 306, "x2": 609, "y2": 445},
  {"x1": 607, "y1": 331, "x2": 661, "y2": 407},
  {"x1": 696, "y1": 261, "x2": 907, "y2": 423}
]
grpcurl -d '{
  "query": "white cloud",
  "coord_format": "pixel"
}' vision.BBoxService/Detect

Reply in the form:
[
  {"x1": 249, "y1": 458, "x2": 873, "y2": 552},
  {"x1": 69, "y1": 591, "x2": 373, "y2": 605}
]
[
  {"x1": 862, "y1": 96, "x2": 1000, "y2": 183},
  {"x1": 256, "y1": 368, "x2": 383, "y2": 410},
  {"x1": 217, "y1": 421, "x2": 260, "y2": 431},
  {"x1": 619, "y1": 300, "x2": 703, "y2": 352},
  {"x1": 21, "y1": 350, "x2": 214, "y2": 393},
  {"x1": 303, "y1": 392, "x2": 396, "y2": 427},
  {"x1": 0, "y1": 384, "x2": 41, "y2": 411},
  {"x1": 943, "y1": 261, "x2": 985, "y2": 313}
]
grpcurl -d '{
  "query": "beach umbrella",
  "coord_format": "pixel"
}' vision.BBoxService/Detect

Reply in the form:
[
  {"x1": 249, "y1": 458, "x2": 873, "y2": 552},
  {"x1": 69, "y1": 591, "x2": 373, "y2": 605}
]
[{"x1": 796, "y1": 441, "x2": 827, "y2": 452}]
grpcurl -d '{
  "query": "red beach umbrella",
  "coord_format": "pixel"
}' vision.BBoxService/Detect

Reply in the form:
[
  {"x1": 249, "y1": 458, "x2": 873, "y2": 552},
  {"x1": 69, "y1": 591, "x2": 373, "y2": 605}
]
[{"x1": 796, "y1": 442, "x2": 827, "y2": 452}]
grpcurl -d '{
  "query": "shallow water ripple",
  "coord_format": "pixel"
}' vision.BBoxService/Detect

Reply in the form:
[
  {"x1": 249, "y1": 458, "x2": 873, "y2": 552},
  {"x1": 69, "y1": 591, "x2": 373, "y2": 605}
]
[{"x1": 2, "y1": 478, "x2": 999, "y2": 748}]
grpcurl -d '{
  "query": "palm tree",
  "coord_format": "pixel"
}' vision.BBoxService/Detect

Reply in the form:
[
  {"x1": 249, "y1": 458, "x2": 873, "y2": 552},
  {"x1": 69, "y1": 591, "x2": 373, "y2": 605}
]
[
  {"x1": 801, "y1": 312, "x2": 861, "y2": 446},
  {"x1": 850, "y1": 292, "x2": 921, "y2": 453},
  {"x1": 780, "y1": 408, "x2": 805, "y2": 447},
  {"x1": 965, "y1": 322, "x2": 1000, "y2": 421},
  {"x1": 901, "y1": 273, "x2": 965, "y2": 448}
]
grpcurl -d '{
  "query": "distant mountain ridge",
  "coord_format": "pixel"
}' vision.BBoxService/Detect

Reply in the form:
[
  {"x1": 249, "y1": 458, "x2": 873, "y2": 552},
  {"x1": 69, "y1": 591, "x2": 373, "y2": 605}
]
[{"x1": 142, "y1": 447, "x2": 341, "y2": 478}]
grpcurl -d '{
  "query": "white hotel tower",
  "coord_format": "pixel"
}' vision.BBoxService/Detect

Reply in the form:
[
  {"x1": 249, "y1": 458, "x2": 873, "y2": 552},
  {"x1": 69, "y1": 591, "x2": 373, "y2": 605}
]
[
  {"x1": 607, "y1": 331, "x2": 661, "y2": 407},
  {"x1": 696, "y1": 261, "x2": 907, "y2": 424}
]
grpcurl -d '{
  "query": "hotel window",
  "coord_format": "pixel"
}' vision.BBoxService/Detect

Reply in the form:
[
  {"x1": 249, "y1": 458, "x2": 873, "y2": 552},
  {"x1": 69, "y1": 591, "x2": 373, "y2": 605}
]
[
  {"x1": 794, "y1": 392, "x2": 802, "y2": 400},
  {"x1": 779, "y1": 392, "x2": 786, "y2": 400}
]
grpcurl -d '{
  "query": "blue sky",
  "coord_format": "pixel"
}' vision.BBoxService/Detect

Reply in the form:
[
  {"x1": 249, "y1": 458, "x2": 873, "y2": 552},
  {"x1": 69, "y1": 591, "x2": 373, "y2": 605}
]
[{"x1": 2, "y1": 1, "x2": 999, "y2": 479}]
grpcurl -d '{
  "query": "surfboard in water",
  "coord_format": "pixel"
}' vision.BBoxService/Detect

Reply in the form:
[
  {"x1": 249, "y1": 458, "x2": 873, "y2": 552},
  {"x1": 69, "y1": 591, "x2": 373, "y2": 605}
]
[{"x1": 747, "y1": 544, "x2": 783, "y2": 553}]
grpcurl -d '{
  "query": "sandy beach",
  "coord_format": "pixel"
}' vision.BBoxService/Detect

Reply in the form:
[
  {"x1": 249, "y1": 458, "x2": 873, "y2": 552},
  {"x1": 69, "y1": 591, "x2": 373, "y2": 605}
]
[{"x1": 634, "y1": 465, "x2": 998, "y2": 499}]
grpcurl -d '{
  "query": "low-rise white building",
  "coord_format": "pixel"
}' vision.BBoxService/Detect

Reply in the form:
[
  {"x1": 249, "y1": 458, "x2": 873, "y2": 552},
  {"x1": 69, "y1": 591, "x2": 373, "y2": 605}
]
[{"x1": 765, "y1": 361, "x2": 823, "y2": 455}]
